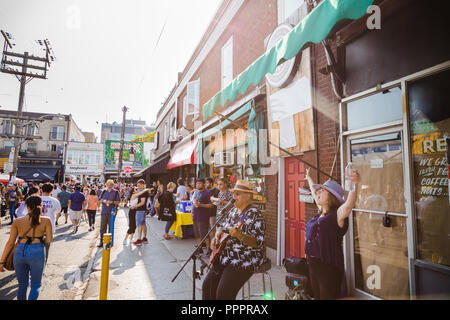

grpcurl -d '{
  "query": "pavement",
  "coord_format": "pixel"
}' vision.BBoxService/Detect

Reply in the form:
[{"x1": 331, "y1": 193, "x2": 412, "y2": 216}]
[
  {"x1": 0, "y1": 210, "x2": 100, "y2": 300},
  {"x1": 80, "y1": 207, "x2": 287, "y2": 300}
]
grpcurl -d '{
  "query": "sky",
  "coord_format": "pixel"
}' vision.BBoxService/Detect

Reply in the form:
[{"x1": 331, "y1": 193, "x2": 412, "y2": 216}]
[{"x1": 0, "y1": 0, "x2": 221, "y2": 140}]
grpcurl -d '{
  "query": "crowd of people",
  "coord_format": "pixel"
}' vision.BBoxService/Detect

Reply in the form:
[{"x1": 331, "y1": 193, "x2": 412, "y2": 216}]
[{"x1": 0, "y1": 167, "x2": 361, "y2": 301}]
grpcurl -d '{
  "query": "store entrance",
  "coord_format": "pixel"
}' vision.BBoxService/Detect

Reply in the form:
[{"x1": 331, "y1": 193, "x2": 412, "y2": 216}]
[
  {"x1": 348, "y1": 129, "x2": 410, "y2": 299},
  {"x1": 284, "y1": 157, "x2": 306, "y2": 258}
]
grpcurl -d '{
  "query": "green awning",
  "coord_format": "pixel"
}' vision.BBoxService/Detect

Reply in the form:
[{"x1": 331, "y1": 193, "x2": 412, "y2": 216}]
[
  {"x1": 202, "y1": 0, "x2": 374, "y2": 121},
  {"x1": 198, "y1": 101, "x2": 252, "y2": 139}
]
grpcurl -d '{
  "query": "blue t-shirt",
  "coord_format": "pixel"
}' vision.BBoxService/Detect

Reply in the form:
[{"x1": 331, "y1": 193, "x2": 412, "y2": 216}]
[
  {"x1": 69, "y1": 191, "x2": 85, "y2": 211},
  {"x1": 99, "y1": 189, "x2": 120, "y2": 214},
  {"x1": 58, "y1": 190, "x2": 71, "y2": 207},
  {"x1": 192, "y1": 189, "x2": 211, "y2": 223}
]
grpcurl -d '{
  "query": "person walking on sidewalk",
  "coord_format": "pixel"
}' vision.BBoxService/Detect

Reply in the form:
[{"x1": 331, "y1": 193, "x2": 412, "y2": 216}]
[
  {"x1": 86, "y1": 189, "x2": 99, "y2": 231},
  {"x1": 7, "y1": 185, "x2": 19, "y2": 225},
  {"x1": 98, "y1": 180, "x2": 120, "y2": 248},
  {"x1": 68, "y1": 185, "x2": 86, "y2": 234},
  {"x1": 41, "y1": 183, "x2": 61, "y2": 234},
  {"x1": 129, "y1": 180, "x2": 150, "y2": 246},
  {"x1": 56, "y1": 185, "x2": 71, "y2": 225},
  {"x1": 157, "y1": 182, "x2": 177, "y2": 240},
  {"x1": 202, "y1": 180, "x2": 266, "y2": 300},
  {"x1": 0, "y1": 196, "x2": 53, "y2": 300},
  {"x1": 304, "y1": 168, "x2": 360, "y2": 300}
]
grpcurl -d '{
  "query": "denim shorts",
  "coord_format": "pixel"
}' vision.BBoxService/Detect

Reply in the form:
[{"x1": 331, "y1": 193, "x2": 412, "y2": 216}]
[{"x1": 136, "y1": 210, "x2": 146, "y2": 226}]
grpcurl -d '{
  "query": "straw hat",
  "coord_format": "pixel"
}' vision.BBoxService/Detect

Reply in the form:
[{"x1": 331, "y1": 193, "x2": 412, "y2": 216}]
[{"x1": 230, "y1": 180, "x2": 258, "y2": 194}]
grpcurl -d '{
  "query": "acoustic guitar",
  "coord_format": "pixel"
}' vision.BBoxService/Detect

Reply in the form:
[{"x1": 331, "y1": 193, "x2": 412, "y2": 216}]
[{"x1": 209, "y1": 218, "x2": 245, "y2": 266}]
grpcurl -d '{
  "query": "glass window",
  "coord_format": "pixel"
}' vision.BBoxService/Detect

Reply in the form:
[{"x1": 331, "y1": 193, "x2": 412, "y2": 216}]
[
  {"x1": 283, "y1": 0, "x2": 304, "y2": 20},
  {"x1": 350, "y1": 132, "x2": 409, "y2": 299},
  {"x1": 409, "y1": 69, "x2": 450, "y2": 267},
  {"x1": 347, "y1": 87, "x2": 403, "y2": 131},
  {"x1": 27, "y1": 142, "x2": 37, "y2": 153},
  {"x1": 3, "y1": 120, "x2": 13, "y2": 135},
  {"x1": 222, "y1": 37, "x2": 233, "y2": 89},
  {"x1": 51, "y1": 126, "x2": 65, "y2": 140}
]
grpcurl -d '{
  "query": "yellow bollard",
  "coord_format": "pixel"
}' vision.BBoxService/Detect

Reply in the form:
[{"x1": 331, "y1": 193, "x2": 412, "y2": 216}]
[{"x1": 99, "y1": 233, "x2": 112, "y2": 300}]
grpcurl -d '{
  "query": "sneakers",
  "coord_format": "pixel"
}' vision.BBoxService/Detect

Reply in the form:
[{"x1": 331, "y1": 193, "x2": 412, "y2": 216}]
[
  {"x1": 142, "y1": 237, "x2": 148, "y2": 244},
  {"x1": 133, "y1": 239, "x2": 143, "y2": 246}
]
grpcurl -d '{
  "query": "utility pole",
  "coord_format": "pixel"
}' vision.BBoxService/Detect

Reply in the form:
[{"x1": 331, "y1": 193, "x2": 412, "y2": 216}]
[
  {"x1": 117, "y1": 106, "x2": 128, "y2": 183},
  {"x1": 1, "y1": 30, "x2": 54, "y2": 184}
]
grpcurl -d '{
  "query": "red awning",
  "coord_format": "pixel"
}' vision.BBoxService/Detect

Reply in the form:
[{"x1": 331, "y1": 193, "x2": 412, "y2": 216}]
[{"x1": 167, "y1": 139, "x2": 198, "y2": 170}]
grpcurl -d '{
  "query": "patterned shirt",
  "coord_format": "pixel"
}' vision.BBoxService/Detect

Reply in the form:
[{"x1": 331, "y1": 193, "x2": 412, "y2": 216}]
[
  {"x1": 219, "y1": 205, "x2": 265, "y2": 271},
  {"x1": 216, "y1": 190, "x2": 233, "y2": 219}
]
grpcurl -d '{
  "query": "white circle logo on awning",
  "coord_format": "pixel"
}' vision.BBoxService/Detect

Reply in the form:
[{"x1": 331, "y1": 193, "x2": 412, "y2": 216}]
[
  {"x1": 265, "y1": 24, "x2": 297, "y2": 88},
  {"x1": 33, "y1": 173, "x2": 40, "y2": 178}
]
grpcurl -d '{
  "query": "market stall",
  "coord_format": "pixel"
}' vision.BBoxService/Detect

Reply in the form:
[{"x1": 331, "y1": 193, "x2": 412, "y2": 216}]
[{"x1": 170, "y1": 200, "x2": 194, "y2": 239}]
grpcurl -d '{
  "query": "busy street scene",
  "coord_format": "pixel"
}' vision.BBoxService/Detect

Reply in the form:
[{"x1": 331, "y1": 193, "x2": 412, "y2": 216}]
[{"x1": 0, "y1": 0, "x2": 449, "y2": 305}]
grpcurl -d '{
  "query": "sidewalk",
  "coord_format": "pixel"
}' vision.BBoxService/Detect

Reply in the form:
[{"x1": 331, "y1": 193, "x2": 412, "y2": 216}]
[{"x1": 81, "y1": 207, "x2": 286, "y2": 300}]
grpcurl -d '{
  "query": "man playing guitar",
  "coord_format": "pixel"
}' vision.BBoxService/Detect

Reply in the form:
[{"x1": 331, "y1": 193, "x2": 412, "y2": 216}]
[{"x1": 202, "y1": 180, "x2": 266, "y2": 300}]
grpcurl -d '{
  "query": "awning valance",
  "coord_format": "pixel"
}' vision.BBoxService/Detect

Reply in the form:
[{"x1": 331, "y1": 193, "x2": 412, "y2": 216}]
[
  {"x1": 167, "y1": 139, "x2": 198, "y2": 170},
  {"x1": 17, "y1": 167, "x2": 59, "y2": 181},
  {"x1": 202, "y1": 0, "x2": 374, "y2": 121}
]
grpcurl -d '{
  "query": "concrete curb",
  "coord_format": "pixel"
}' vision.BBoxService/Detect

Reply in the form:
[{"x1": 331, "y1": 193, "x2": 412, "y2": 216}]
[{"x1": 73, "y1": 222, "x2": 102, "y2": 300}]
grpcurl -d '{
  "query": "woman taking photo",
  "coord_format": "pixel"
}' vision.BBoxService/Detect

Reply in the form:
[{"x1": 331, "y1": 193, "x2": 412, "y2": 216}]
[
  {"x1": 157, "y1": 182, "x2": 177, "y2": 240},
  {"x1": 304, "y1": 168, "x2": 360, "y2": 300},
  {"x1": 0, "y1": 196, "x2": 53, "y2": 300},
  {"x1": 215, "y1": 178, "x2": 233, "y2": 220}
]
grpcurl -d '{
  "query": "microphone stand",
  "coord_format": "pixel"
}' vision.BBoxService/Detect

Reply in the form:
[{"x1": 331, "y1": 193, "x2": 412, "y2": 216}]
[{"x1": 171, "y1": 200, "x2": 235, "y2": 300}]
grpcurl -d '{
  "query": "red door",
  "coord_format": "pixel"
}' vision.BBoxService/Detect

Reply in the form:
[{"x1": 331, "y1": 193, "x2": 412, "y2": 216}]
[{"x1": 285, "y1": 157, "x2": 306, "y2": 258}]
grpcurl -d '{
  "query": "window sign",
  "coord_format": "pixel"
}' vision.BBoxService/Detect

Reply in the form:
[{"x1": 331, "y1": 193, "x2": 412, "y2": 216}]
[{"x1": 409, "y1": 69, "x2": 450, "y2": 267}]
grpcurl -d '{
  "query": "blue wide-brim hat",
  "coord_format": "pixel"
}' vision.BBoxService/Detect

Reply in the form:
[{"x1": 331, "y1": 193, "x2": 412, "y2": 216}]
[{"x1": 311, "y1": 180, "x2": 345, "y2": 204}]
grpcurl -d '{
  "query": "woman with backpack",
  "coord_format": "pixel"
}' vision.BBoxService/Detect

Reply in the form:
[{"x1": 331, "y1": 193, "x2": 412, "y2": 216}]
[
  {"x1": 0, "y1": 196, "x2": 53, "y2": 300},
  {"x1": 157, "y1": 182, "x2": 177, "y2": 240}
]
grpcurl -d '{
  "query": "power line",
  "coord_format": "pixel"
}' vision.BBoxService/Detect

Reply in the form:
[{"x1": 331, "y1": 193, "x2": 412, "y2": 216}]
[{"x1": 139, "y1": 13, "x2": 169, "y2": 87}]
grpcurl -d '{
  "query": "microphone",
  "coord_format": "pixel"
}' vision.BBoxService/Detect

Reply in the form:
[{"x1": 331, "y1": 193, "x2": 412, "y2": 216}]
[
  {"x1": 216, "y1": 199, "x2": 236, "y2": 233},
  {"x1": 218, "y1": 198, "x2": 235, "y2": 215}
]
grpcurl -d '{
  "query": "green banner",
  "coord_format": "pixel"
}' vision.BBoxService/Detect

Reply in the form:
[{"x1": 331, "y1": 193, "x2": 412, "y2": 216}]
[{"x1": 104, "y1": 140, "x2": 147, "y2": 168}]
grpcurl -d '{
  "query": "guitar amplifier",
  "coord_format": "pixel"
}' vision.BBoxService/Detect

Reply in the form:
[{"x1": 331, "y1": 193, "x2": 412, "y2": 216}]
[{"x1": 285, "y1": 273, "x2": 308, "y2": 290}]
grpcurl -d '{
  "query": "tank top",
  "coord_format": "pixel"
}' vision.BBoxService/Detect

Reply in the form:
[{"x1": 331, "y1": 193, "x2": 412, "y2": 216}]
[{"x1": 87, "y1": 195, "x2": 98, "y2": 210}]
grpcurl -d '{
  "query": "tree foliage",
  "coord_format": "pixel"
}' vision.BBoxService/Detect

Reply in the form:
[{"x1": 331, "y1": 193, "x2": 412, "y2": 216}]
[{"x1": 132, "y1": 131, "x2": 156, "y2": 142}]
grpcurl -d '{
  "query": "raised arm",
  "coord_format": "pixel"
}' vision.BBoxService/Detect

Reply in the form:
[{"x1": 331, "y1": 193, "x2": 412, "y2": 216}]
[
  {"x1": 305, "y1": 168, "x2": 319, "y2": 204},
  {"x1": 337, "y1": 170, "x2": 361, "y2": 228}
]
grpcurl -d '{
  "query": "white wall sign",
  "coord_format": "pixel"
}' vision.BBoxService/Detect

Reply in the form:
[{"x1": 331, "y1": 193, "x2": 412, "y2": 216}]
[{"x1": 265, "y1": 24, "x2": 297, "y2": 88}]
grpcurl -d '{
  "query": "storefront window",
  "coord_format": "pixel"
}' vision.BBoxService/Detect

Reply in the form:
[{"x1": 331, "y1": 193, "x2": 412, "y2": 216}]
[
  {"x1": 409, "y1": 69, "x2": 450, "y2": 267},
  {"x1": 350, "y1": 132, "x2": 409, "y2": 299},
  {"x1": 347, "y1": 87, "x2": 402, "y2": 131}
]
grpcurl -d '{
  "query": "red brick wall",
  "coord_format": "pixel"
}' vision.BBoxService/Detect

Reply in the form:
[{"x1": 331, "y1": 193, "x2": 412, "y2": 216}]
[
  {"x1": 305, "y1": 41, "x2": 341, "y2": 222},
  {"x1": 192, "y1": 0, "x2": 278, "y2": 122},
  {"x1": 264, "y1": 173, "x2": 278, "y2": 250}
]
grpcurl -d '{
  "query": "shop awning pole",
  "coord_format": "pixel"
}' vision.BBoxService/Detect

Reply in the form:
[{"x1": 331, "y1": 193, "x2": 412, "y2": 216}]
[{"x1": 214, "y1": 111, "x2": 334, "y2": 180}]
